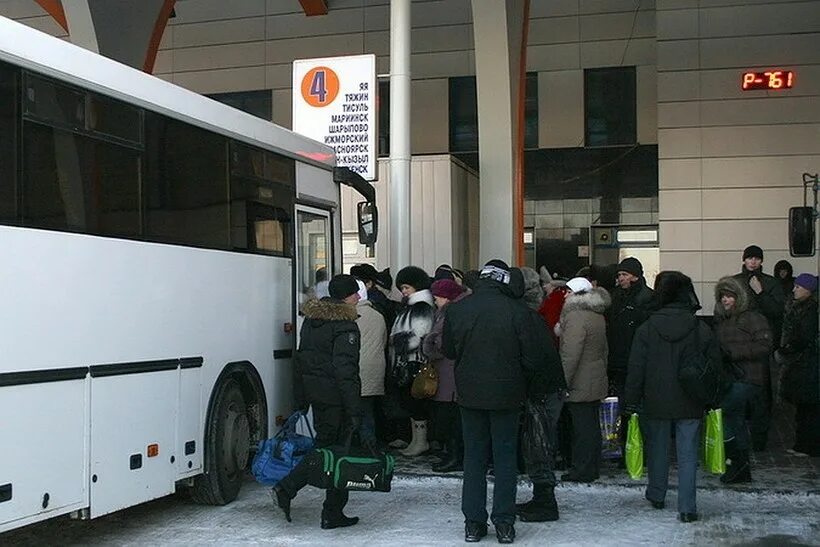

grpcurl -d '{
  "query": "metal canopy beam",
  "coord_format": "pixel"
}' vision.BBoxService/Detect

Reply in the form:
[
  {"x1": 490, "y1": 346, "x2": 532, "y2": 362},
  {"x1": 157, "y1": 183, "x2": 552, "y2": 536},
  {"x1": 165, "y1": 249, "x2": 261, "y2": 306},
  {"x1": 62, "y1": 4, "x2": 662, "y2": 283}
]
[{"x1": 298, "y1": 0, "x2": 329, "y2": 16}]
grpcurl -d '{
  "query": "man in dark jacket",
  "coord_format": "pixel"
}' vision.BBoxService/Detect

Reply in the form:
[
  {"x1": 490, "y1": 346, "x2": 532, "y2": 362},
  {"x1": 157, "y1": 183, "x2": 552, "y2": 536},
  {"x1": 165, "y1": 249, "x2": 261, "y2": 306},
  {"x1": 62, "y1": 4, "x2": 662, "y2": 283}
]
[
  {"x1": 273, "y1": 274, "x2": 363, "y2": 529},
  {"x1": 608, "y1": 257, "x2": 654, "y2": 398},
  {"x1": 443, "y1": 260, "x2": 539, "y2": 544},
  {"x1": 731, "y1": 245, "x2": 785, "y2": 451}
]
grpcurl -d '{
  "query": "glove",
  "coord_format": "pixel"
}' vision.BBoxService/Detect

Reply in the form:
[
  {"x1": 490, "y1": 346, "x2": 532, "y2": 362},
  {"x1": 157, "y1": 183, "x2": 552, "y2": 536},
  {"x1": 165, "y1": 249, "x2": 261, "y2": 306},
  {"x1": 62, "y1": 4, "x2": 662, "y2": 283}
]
[{"x1": 622, "y1": 403, "x2": 640, "y2": 416}]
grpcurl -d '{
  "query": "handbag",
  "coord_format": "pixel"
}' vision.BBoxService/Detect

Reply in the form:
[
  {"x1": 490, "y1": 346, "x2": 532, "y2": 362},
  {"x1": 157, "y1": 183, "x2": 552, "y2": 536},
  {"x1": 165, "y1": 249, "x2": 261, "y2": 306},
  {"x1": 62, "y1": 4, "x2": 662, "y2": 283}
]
[
  {"x1": 251, "y1": 411, "x2": 315, "y2": 486},
  {"x1": 625, "y1": 413, "x2": 644, "y2": 480},
  {"x1": 411, "y1": 362, "x2": 438, "y2": 399},
  {"x1": 702, "y1": 408, "x2": 726, "y2": 474}
]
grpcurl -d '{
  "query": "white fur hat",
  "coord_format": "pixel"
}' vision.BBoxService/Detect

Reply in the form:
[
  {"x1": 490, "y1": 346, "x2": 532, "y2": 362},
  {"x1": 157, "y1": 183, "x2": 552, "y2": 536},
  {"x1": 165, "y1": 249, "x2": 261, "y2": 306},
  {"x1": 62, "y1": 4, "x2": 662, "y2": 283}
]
[{"x1": 566, "y1": 277, "x2": 593, "y2": 294}]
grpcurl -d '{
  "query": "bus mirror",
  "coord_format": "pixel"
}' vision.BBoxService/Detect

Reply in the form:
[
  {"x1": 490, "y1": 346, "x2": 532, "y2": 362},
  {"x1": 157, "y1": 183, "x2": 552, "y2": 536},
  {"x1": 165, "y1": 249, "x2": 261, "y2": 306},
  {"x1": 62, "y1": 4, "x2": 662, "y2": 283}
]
[
  {"x1": 357, "y1": 201, "x2": 378, "y2": 245},
  {"x1": 789, "y1": 206, "x2": 815, "y2": 257}
]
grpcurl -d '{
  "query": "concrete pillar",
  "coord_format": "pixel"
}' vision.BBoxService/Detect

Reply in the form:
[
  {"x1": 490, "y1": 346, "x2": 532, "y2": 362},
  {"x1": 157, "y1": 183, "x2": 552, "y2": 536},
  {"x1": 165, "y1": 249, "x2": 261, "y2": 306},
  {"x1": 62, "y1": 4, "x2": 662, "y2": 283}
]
[{"x1": 471, "y1": 0, "x2": 528, "y2": 266}]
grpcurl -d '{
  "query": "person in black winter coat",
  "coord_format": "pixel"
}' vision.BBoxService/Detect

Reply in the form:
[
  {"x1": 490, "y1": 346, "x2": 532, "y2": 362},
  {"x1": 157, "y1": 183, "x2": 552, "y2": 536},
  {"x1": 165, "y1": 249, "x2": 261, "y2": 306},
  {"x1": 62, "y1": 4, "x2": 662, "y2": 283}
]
[
  {"x1": 274, "y1": 274, "x2": 363, "y2": 530},
  {"x1": 443, "y1": 260, "x2": 540, "y2": 544},
  {"x1": 608, "y1": 257, "x2": 654, "y2": 397},
  {"x1": 625, "y1": 271, "x2": 719, "y2": 524},
  {"x1": 776, "y1": 273, "x2": 819, "y2": 456},
  {"x1": 516, "y1": 267, "x2": 567, "y2": 523},
  {"x1": 731, "y1": 245, "x2": 785, "y2": 452}
]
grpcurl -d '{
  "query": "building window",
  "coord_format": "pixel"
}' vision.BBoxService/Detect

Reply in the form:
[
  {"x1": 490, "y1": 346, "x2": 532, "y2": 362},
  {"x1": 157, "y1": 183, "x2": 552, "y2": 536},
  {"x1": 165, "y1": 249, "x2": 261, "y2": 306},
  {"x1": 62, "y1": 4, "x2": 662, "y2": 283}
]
[
  {"x1": 449, "y1": 73, "x2": 538, "y2": 153},
  {"x1": 584, "y1": 67, "x2": 636, "y2": 147},
  {"x1": 378, "y1": 80, "x2": 389, "y2": 157},
  {"x1": 208, "y1": 90, "x2": 272, "y2": 121}
]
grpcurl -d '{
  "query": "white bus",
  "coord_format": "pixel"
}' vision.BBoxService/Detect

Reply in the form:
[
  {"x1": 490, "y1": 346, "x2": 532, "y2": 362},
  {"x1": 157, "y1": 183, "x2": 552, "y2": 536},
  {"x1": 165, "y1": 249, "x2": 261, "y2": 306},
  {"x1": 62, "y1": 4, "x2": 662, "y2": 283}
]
[{"x1": 0, "y1": 16, "x2": 376, "y2": 533}]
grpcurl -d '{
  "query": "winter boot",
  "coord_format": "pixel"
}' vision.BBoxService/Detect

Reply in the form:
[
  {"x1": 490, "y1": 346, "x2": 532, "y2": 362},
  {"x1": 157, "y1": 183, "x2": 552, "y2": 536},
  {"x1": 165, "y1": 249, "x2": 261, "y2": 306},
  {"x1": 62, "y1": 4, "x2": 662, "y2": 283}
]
[
  {"x1": 721, "y1": 440, "x2": 752, "y2": 484},
  {"x1": 432, "y1": 438, "x2": 463, "y2": 473},
  {"x1": 271, "y1": 485, "x2": 292, "y2": 522},
  {"x1": 320, "y1": 513, "x2": 359, "y2": 529},
  {"x1": 518, "y1": 484, "x2": 559, "y2": 522},
  {"x1": 400, "y1": 419, "x2": 429, "y2": 456}
]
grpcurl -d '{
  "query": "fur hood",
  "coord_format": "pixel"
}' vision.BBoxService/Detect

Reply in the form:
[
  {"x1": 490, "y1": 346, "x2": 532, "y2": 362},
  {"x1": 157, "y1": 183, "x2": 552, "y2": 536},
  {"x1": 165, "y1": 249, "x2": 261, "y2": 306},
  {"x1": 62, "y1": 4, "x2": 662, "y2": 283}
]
[
  {"x1": 561, "y1": 287, "x2": 611, "y2": 318},
  {"x1": 302, "y1": 298, "x2": 358, "y2": 322},
  {"x1": 714, "y1": 276, "x2": 750, "y2": 318},
  {"x1": 521, "y1": 266, "x2": 544, "y2": 310}
]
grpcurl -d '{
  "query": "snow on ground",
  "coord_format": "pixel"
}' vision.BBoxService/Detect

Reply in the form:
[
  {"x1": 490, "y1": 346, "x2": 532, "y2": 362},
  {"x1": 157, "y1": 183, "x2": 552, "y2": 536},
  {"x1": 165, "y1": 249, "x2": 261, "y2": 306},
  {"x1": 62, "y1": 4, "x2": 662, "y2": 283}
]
[{"x1": 4, "y1": 476, "x2": 819, "y2": 546}]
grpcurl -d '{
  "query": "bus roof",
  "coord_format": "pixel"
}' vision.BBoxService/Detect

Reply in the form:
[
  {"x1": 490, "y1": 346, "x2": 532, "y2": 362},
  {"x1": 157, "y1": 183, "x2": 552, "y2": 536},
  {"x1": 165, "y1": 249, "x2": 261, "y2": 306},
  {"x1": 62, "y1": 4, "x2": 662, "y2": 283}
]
[{"x1": 0, "y1": 15, "x2": 336, "y2": 170}]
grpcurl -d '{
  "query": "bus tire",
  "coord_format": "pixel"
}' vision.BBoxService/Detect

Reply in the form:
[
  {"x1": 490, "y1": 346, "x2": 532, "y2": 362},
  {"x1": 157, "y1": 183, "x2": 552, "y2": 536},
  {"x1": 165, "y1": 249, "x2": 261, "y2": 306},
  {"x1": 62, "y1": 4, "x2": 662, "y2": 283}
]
[{"x1": 190, "y1": 378, "x2": 250, "y2": 505}]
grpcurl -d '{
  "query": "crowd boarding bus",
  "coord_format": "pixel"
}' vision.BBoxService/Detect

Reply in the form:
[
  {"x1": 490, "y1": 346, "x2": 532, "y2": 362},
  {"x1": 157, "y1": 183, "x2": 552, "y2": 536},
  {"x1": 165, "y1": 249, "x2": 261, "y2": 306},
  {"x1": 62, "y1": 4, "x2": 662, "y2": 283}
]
[{"x1": 0, "y1": 16, "x2": 377, "y2": 533}]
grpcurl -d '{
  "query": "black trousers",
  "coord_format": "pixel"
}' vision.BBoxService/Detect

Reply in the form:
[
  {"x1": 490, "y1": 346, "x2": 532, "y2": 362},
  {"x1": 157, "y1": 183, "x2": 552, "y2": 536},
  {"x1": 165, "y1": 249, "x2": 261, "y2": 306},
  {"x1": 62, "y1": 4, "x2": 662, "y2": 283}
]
[
  {"x1": 278, "y1": 403, "x2": 349, "y2": 517},
  {"x1": 794, "y1": 403, "x2": 820, "y2": 455},
  {"x1": 566, "y1": 401, "x2": 602, "y2": 480},
  {"x1": 460, "y1": 407, "x2": 519, "y2": 526}
]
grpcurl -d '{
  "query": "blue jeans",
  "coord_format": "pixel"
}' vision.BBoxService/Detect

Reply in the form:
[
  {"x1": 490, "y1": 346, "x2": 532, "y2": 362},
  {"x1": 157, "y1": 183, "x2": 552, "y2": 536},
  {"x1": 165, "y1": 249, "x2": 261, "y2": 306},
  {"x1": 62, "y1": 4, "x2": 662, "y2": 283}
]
[
  {"x1": 359, "y1": 396, "x2": 378, "y2": 445},
  {"x1": 460, "y1": 407, "x2": 519, "y2": 525},
  {"x1": 721, "y1": 382, "x2": 762, "y2": 451},
  {"x1": 642, "y1": 418, "x2": 700, "y2": 514}
]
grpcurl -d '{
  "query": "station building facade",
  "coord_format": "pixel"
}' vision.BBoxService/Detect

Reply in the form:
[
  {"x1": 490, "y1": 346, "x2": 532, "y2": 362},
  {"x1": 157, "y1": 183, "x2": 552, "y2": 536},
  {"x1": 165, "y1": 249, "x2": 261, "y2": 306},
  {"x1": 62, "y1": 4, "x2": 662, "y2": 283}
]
[{"x1": 7, "y1": 0, "x2": 819, "y2": 305}]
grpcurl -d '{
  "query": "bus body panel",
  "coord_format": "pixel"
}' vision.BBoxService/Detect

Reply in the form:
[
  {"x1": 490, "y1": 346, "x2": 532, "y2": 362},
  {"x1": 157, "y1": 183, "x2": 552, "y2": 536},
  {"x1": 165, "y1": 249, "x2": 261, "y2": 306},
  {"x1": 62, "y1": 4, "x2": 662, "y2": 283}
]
[
  {"x1": 177, "y1": 367, "x2": 203, "y2": 479},
  {"x1": 0, "y1": 225, "x2": 294, "y2": 527},
  {"x1": 0, "y1": 378, "x2": 88, "y2": 531},
  {"x1": 89, "y1": 370, "x2": 178, "y2": 518}
]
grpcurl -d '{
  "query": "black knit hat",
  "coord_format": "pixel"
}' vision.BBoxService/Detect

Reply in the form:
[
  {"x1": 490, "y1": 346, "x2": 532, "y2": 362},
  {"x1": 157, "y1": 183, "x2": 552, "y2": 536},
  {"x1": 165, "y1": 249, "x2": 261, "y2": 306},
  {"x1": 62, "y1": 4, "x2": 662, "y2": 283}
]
[
  {"x1": 742, "y1": 245, "x2": 763, "y2": 260},
  {"x1": 395, "y1": 266, "x2": 431, "y2": 291},
  {"x1": 329, "y1": 274, "x2": 359, "y2": 300},
  {"x1": 617, "y1": 257, "x2": 644, "y2": 278}
]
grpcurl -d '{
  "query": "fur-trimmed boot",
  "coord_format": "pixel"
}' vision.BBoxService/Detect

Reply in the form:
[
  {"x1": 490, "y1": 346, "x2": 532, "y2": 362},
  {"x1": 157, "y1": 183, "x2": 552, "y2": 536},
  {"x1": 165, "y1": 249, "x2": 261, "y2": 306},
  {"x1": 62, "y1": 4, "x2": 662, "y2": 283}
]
[
  {"x1": 517, "y1": 483, "x2": 559, "y2": 522},
  {"x1": 400, "y1": 419, "x2": 429, "y2": 456},
  {"x1": 721, "y1": 439, "x2": 752, "y2": 484}
]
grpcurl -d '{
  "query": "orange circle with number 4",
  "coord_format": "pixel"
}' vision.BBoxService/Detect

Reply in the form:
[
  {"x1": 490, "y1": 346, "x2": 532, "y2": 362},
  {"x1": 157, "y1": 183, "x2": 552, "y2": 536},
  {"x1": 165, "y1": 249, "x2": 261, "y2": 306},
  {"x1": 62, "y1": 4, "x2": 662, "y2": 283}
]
[{"x1": 301, "y1": 66, "x2": 340, "y2": 107}]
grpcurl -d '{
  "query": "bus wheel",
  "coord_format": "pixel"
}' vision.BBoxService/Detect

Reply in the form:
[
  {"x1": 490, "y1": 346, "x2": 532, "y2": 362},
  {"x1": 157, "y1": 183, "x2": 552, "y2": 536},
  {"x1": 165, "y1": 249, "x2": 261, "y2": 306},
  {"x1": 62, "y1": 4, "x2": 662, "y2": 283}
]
[{"x1": 191, "y1": 379, "x2": 250, "y2": 505}]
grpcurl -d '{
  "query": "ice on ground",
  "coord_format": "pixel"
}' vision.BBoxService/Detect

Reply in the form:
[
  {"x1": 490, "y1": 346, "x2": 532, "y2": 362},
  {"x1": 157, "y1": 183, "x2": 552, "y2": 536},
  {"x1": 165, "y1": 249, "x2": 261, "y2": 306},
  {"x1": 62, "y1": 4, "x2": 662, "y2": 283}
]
[{"x1": 4, "y1": 476, "x2": 819, "y2": 546}]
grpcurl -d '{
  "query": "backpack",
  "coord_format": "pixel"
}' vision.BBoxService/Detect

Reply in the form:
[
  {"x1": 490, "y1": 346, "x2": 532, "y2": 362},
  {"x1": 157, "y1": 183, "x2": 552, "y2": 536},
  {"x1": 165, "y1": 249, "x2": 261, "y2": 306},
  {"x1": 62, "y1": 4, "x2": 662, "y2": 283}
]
[{"x1": 677, "y1": 322, "x2": 726, "y2": 407}]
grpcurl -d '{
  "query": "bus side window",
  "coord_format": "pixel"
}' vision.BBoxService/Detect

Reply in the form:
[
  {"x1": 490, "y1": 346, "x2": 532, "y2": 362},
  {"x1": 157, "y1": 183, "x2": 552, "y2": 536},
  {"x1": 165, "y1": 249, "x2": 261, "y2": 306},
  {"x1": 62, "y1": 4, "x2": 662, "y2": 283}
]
[{"x1": 0, "y1": 61, "x2": 17, "y2": 225}]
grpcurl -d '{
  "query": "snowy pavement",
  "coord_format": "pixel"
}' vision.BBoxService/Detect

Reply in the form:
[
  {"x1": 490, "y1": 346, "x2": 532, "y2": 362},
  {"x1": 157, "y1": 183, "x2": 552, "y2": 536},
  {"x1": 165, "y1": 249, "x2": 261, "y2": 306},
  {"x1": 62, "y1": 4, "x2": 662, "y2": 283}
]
[{"x1": 4, "y1": 475, "x2": 819, "y2": 546}]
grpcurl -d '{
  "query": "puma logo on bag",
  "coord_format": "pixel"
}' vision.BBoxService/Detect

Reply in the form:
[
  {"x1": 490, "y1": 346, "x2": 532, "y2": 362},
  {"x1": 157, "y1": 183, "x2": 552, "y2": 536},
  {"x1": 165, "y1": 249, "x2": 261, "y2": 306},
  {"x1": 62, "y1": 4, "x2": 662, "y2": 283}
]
[{"x1": 345, "y1": 473, "x2": 378, "y2": 490}]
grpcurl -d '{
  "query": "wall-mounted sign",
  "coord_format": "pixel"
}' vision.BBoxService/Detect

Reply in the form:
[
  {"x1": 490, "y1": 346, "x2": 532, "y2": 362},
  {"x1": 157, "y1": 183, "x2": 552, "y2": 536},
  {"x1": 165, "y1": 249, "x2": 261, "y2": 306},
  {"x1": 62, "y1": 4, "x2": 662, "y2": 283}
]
[
  {"x1": 741, "y1": 70, "x2": 794, "y2": 91},
  {"x1": 293, "y1": 54, "x2": 377, "y2": 180}
]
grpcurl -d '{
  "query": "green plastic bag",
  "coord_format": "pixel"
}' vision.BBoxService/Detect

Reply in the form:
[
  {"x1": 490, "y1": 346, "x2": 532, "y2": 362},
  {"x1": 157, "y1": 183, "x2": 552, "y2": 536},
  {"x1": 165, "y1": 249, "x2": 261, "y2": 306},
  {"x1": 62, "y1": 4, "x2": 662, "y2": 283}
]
[
  {"x1": 625, "y1": 413, "x2": 644, "y2": 480},
  {"x1": 703, "y1": 408, "x2": 726, "y2": 474}
]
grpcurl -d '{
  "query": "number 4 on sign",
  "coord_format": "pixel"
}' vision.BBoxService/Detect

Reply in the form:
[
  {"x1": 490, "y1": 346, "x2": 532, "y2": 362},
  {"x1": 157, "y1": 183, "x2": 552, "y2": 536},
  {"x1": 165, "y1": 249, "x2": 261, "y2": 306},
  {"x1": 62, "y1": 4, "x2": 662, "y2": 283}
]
[
  {"x1": 311, "y1": 70, "x2": 327, "y2": 103},
  {"x1": 301, "y1": 66, "x2": 339, "y2": 107}
]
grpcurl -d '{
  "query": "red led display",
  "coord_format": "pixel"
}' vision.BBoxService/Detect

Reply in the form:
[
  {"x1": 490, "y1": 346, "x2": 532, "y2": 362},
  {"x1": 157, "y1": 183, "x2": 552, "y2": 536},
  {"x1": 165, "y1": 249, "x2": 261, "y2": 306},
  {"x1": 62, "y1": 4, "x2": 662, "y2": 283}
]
[{"x1": 741, "y1": 70, "x2": 794, "y2": 90}]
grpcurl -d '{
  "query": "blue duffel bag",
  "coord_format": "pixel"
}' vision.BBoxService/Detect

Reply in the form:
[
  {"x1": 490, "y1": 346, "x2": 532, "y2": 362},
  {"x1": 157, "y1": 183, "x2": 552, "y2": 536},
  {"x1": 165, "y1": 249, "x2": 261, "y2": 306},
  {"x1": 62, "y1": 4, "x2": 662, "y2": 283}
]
[{"x1": 251, "y1": 411, "x2": 315, "y2": 486}]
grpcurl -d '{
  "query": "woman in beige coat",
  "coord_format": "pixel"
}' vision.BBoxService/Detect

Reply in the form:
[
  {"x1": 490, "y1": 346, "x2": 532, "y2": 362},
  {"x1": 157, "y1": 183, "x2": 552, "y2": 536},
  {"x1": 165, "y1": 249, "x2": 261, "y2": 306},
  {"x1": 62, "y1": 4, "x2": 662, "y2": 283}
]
[
  {"x1": 559, "y1": 277, "x2": 610, "y2": 483},
  {"x1": 355, "y1": 281, "x2": 388, "y2": 446}
]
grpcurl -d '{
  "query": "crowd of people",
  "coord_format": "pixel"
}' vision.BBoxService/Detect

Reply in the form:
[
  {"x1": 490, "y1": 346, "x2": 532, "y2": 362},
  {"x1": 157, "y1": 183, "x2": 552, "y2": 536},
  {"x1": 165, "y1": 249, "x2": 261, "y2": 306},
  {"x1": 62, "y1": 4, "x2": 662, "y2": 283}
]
[{"x1": 272, "y1": 245, "x2": 818, "y2": 543}]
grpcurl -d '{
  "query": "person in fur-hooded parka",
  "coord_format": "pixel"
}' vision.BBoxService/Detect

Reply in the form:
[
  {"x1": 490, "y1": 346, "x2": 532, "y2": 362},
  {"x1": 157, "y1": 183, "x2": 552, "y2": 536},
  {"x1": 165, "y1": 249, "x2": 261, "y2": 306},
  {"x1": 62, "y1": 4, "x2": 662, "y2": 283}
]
[
  {"x1": 713, "y1": 275, "x2": 772, "y2": 484},
  {"x1": 713, "y1": 276, "x2": 773, "y2": 388},
  {"x1": 558, "y1": 278, "x2": 610, "y2": 483},
  {"x1": 560, "y1": 283, "x2": 610, "y2": 404}
]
